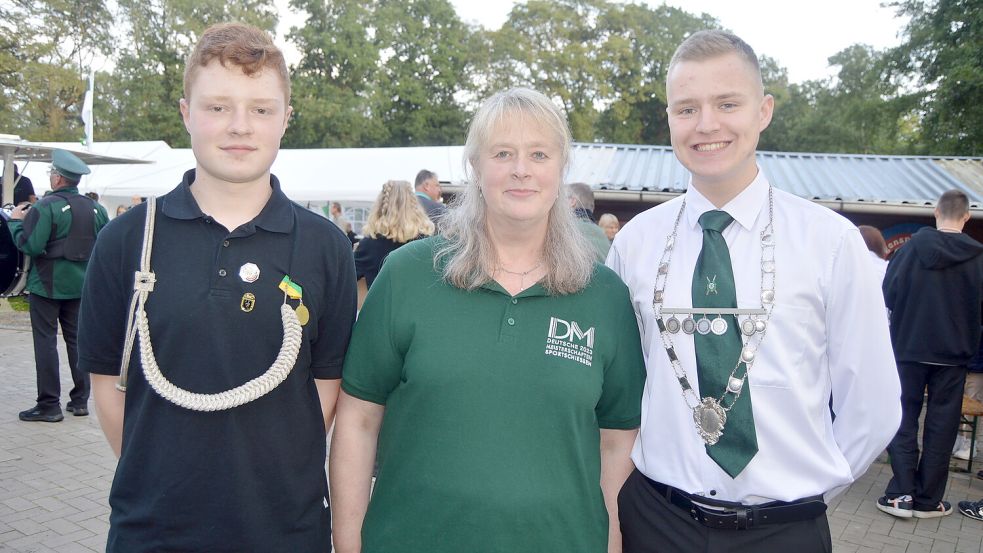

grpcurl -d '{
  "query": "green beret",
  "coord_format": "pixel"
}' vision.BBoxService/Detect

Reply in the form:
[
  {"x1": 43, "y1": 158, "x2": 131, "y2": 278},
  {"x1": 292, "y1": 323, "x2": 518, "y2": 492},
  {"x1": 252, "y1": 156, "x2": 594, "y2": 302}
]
[{"x1": 51, "y1": 149, "x2": 91, "y2": 182}]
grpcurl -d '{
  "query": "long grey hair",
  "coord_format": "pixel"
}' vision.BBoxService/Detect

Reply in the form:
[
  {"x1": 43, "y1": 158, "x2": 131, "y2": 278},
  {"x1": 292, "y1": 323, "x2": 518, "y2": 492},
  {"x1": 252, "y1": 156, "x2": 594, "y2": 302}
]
[{"x1": 435, "y1": 87, "x2": 596, "y2": 295}]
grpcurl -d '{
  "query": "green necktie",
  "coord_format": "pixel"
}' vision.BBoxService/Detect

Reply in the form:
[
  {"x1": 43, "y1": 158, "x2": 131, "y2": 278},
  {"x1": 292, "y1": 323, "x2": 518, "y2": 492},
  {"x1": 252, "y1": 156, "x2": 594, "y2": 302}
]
[{"x1": 692, "y1": 210, "x2": 758, "y2": 477}]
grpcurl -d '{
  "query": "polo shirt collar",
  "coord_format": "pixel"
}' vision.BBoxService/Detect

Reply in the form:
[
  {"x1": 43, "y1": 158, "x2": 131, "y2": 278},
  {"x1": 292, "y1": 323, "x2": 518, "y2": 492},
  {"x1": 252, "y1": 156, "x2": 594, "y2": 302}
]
[
  {"x1": 163, "y1": 169, "x2": 294, "y2": 234},
  {"x1": 684, "y1": 167, "x2": 769, "y2": 232},
  {"x1": 480, "y1": 279, "x2": 549, "y2": 298}
]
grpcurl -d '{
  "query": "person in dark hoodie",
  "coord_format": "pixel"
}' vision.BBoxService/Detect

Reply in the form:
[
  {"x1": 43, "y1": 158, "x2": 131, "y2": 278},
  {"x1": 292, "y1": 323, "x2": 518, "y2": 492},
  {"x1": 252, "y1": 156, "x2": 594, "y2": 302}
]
[{"x1": 877, "y1": 189, "x2": 983, "y2": 520}]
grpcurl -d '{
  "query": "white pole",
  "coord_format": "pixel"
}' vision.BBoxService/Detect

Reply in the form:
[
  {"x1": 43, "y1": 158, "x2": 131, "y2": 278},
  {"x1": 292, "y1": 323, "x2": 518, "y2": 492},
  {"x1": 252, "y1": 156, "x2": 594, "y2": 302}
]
[{"x1": 82, "y1": 70, "x2": 94, "y2": 150}]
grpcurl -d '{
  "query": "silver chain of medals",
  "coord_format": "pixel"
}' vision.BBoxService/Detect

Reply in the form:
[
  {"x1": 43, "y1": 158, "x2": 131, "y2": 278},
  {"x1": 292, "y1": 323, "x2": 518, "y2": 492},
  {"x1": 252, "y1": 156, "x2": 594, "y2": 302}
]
[{"x1": 652, "y1": 186, "x2": 776, "y2": 445}]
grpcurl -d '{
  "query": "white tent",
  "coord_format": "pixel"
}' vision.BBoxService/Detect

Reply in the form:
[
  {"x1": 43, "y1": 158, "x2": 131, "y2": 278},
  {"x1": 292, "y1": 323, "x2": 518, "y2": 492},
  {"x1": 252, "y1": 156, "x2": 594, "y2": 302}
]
[{"x1": 16, "y1": 141, "x2": 469, "y2": 215}]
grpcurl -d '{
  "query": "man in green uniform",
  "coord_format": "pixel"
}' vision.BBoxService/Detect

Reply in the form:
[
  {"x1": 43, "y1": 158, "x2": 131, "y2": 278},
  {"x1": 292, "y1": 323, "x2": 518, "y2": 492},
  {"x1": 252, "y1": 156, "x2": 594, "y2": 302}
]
[{"x1": 9, "y1": 149, "x2": 109, "y2": 422}]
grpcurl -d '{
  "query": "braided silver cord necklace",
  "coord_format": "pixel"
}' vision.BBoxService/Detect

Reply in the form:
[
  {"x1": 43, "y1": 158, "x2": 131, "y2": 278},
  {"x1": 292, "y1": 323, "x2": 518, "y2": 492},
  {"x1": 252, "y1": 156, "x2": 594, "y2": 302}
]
[{"x1": 117, "y1": 197, "x2": 302, "y2": 411}]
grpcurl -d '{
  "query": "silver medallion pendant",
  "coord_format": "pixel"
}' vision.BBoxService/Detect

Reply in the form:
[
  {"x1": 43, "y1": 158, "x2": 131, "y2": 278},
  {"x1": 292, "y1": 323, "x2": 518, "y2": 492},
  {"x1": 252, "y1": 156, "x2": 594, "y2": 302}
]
[
  {"x1": 710, "y1": 317, "x2": 727, "y2": 335},
  {"x1": 696, "y1": 317, "x2": 711, "y2": 335},
  {"x1": 694, "y1": 397, "x2": 727, "y2": 445},
  {"x1": 666, "y1": 316, "x2": 681, "y2": 334},
  {"x1": 682, "y1": 317, "x2": 696, "y2": 334},
  {"x1": 741, "y1": 318, "x2": 756, "y2": 336}
]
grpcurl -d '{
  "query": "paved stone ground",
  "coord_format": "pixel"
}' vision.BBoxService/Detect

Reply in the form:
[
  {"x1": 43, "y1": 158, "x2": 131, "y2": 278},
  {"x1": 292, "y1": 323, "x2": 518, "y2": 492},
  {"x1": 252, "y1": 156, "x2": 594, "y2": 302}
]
[{"x1": 3, "y1": 301, "x2": 983, "y2": 552}]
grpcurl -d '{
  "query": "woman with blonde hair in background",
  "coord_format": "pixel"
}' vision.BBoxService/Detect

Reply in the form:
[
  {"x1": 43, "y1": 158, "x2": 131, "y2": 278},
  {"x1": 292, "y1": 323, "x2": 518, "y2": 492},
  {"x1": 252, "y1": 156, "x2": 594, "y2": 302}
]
[
  {"x1": 354, "y1": 180, "x2": 434, "y2": 290},
  {"x1": 331, "y1": 87, "x2": 645, "y2": 553}
]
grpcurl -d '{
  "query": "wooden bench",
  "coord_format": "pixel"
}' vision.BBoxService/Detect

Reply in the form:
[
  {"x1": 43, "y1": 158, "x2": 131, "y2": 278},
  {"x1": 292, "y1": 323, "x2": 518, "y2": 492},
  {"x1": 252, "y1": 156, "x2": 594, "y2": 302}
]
[{"x1": 959, "y1": 395, "x2": 983, "y2": 473}]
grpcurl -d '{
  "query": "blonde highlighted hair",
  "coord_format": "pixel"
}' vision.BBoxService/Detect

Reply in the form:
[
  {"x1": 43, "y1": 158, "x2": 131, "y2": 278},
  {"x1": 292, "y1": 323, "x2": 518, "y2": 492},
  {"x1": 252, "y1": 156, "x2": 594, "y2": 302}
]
[
  {"x1": 435, "y1": 87, "x2": 595, "y2": 295},
  {"x1": 362, "y1": 180, "x2": 434, "y2": 243}
]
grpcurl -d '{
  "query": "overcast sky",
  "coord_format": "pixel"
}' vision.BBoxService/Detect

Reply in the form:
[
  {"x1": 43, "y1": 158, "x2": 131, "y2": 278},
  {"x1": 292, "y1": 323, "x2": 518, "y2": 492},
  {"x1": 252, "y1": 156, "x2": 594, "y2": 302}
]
[{"x1": 275, "y1": 0, "x2": 909, "y2": 84}]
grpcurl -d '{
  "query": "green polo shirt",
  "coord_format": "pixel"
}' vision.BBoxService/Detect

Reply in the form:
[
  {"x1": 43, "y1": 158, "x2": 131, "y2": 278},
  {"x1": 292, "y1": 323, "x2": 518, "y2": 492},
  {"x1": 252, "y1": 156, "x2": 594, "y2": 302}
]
[
  {"x1": 9, "y1": 187, "x2": 109, "y2": 299},
  {"x1": 342, "y1": 237, "x2": 644, "y2": 553}
]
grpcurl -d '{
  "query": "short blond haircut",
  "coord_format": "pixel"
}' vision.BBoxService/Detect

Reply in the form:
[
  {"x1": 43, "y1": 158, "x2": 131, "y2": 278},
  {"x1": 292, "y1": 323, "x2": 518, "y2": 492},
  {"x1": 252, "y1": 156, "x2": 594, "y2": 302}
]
[
  {"x1": 362, "y1": 180, "x2": 434, "y2": 243},
  {"x1": 669, "y1": 30, "x2": 762, "y2": 88}
]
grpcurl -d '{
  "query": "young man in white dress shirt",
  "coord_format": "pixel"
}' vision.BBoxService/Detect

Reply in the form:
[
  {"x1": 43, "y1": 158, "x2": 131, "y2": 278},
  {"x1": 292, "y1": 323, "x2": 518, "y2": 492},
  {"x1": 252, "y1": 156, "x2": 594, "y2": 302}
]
[{"x1": 607, "y1": 30, "x2": 901, "y2": 552}]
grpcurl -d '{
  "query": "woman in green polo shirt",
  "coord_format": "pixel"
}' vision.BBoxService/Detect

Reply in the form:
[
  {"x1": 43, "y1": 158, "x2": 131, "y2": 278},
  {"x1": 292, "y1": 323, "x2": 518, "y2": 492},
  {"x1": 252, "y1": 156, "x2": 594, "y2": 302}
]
[{"x1": 331, "y1": 87, "x2": 645, "y2": 553}]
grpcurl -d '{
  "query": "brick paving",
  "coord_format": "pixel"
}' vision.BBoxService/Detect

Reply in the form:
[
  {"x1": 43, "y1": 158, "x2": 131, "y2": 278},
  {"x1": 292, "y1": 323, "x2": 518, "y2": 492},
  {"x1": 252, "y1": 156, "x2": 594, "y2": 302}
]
[{"x1": 3, "y1": 303, "x2": 983, "y2": 552}]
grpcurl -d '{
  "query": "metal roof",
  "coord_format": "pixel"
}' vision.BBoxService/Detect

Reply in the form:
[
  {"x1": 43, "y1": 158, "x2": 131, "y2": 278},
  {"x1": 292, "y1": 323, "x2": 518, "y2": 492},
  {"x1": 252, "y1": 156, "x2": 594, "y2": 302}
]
[{"x1": 568, "y1": 143, "x2": 983, "y2": 208}]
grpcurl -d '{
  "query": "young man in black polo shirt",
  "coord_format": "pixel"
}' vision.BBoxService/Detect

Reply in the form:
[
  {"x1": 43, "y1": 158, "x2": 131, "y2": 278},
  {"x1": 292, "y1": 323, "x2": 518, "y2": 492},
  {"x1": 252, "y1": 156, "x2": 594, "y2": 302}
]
[{"x1": 78, "y1": 23, "x2": 356, "y2": 552}]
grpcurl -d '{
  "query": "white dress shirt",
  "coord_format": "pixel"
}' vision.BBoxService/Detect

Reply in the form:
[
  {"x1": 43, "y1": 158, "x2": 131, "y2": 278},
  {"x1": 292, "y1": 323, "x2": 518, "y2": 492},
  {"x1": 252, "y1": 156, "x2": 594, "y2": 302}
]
[
  {"x1": 606, "y1": 170, "x2": 901, "y2": 504},
  {"x1": 868, "y1": 251, "x2": 889, "y2": 284}
]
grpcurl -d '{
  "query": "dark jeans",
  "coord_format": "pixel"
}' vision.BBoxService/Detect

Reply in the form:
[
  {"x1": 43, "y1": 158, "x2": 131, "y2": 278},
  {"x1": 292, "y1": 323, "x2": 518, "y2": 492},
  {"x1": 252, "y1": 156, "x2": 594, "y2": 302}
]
[
  {"x1": 619, "y1": 469, "x2": 832, "y2": 553},
  {"x1": 28, "y1": 295, "x2": 86, "y2": 410},
  {"x1": 885, "y1": 361, "x2": 966, "y2": 509}
]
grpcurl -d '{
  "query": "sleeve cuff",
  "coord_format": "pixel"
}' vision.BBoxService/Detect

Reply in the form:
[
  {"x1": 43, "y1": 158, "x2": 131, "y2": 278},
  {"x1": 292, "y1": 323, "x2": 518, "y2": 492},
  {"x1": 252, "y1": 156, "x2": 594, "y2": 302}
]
[
  {"x1": 341, "y1": 379, "x2": 388, "y2": 406},
  {"x1": 310, "y1": 361, "x2": 343, "y2": 380},
  {"x1": 79, "y1": 357, "x2": 122, "y2": 376},
  {"x1": 598, "y1": 415, "x2": 641, "y2": 430}
]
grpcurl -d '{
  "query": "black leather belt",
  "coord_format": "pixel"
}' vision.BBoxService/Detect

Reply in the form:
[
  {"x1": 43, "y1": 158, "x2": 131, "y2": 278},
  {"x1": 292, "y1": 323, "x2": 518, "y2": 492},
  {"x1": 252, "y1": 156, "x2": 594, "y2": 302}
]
[{"x1": 646, "y1": 477, "x2": 827, "y2": 530}]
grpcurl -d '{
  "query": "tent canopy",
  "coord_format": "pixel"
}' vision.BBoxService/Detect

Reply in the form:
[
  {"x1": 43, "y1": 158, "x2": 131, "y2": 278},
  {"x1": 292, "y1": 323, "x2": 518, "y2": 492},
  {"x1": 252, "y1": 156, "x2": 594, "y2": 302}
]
[{"x1": 14, "y1": 141, "x2": 468, "y2": 204}]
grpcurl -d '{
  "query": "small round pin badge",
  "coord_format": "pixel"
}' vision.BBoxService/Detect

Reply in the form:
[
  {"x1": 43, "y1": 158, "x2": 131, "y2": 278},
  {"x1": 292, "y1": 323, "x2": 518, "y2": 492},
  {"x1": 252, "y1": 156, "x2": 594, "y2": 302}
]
[{"x1": 239, "y1": 263, "x2": 260, "y2": 283}]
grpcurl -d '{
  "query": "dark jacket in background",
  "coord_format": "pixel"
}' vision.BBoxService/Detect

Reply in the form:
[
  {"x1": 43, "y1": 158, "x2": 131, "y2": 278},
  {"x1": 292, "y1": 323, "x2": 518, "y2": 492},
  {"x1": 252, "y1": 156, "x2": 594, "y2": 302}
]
[
  {"x1": 416, "y1": 193, "x2": 446, "y2": 225},
  {"x1": 14, "y1": 174, "x2": 35, "y2": 204},
  {"x1": 355, "y1": 235, "x2": 415, "y2": 289},
  {"x1": 883, "y1": 227, "x2": 983, "y2": 365}
]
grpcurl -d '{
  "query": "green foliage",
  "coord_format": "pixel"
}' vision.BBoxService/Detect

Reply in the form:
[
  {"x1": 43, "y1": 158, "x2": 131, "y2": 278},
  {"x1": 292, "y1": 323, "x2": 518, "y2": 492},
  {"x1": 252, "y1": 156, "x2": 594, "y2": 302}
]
[
  {"x1": 97, "y1": 0, "x2": 278, "y2": 146},
  {"x1": 484, "y1": 0, "x2": 608, "y2": 141},
  {"x1": 286, "y1": 0, "x2": 386, "y2": 147},
  {"x1": 889, "y1": 0, "x2": 983, "y2": 155},
  {"x1": 372, "y1": 0, "x2": 472, "y2": 146},
  {"x1": 286, "y1": 0, "x2": 471, "y2": 147},
  {"x1": 761, "y1": 45, "x2": 920, "y2": 154},
  {"x1": 595, "y1": 3, "x2": 716, "y2": 144},
  {"x1": 0, "y1": 0, "x2": 112, "y2": 141},
  {"x1": 5, "y1": 0, "x2": 978, "y2": 157}
]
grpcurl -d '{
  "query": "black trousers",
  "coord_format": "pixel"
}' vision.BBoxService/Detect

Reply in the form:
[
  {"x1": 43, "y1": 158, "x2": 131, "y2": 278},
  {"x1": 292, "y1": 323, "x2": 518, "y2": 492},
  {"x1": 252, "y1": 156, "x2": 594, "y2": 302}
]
[
  {"x1": 619, "y1": 469, "x2": 832, "y2": 553},
  {"x1": 28, "y1": 294, "x2": 86, "y2": 410},
  {"x1": 885, "y1": 361, "x2": 966, "y2": 509}
]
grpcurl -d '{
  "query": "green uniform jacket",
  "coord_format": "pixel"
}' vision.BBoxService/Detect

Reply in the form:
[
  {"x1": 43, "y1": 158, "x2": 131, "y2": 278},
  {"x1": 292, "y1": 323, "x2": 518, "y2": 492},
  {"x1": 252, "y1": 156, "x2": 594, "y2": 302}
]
[{"x1": 8, "y1": 187, "x2": 109, "y2": 299}]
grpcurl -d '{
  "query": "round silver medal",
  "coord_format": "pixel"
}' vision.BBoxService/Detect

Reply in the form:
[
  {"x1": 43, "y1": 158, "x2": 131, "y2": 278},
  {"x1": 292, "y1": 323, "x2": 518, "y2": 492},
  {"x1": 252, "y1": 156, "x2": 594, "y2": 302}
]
[
  {"x1": 710, "y1": 317, "x2": 727, "y2": 335},
  {"x1": 665, "y1": 316, "x2": 681, "y2": 334},
  {"x1": 239, "y1": 263, "x2": 261, "y2": 283},
  {"x1": 696, "y1": 318, "x2": 711, "y2": 335},
  {"x1": 681, "y1": 317, "x2": 696, "y2": 335},
  {"x1": 741, "y1": 318, "x2": 756, "y2": 336}
]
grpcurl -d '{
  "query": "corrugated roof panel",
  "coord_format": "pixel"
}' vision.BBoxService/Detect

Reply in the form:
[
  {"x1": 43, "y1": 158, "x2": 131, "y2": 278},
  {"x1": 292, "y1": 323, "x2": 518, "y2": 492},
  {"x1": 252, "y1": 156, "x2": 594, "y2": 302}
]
[{"x1": 571, "y1": 143, "x2": 983, "y2": 204}]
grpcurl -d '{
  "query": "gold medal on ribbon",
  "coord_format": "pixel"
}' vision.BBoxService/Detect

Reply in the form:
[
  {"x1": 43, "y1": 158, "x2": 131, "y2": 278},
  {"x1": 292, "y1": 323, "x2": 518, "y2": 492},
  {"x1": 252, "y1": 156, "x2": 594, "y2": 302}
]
[
  {"x1": 279, "y1": 275, "x2": 308, "y2": 325},
  {"x1": 295, "y1": 303, "x2": 310, "y2": 326}
]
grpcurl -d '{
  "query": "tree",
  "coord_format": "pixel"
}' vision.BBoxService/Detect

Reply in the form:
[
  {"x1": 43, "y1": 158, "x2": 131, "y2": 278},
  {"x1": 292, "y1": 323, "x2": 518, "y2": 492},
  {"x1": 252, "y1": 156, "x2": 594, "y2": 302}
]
[
  {"x1": 372, "y1": 0, "x2": 473, "y2": 146},
  {"x1": 285, "y1": 0, "x2": 387, "y2": 147},
  {"x1": 595, "y1": 3, "x2": 716, "y2": 145},
  {"x1": 761, "y1": 45, "x2": 919, "y2": 154},
  {"x1": 484, "y1": 0, "x2": 610, "y2": 141},
  {"x1": 98, "y1": 0, "x2": 277, "y2": 146},
  {"x1": 0, "y1": 0, "x2": 113, "y2": 141},
  {"x1": 890, "y1": 0, "x2": 983, "y2": 155}
]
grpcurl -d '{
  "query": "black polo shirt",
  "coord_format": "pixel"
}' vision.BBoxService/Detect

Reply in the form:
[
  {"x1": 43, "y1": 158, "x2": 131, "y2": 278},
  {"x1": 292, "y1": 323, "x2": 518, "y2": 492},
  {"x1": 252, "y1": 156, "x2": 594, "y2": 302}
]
[{"x1": 78, "y1": 170, "x2": 356, "y2": 553}]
